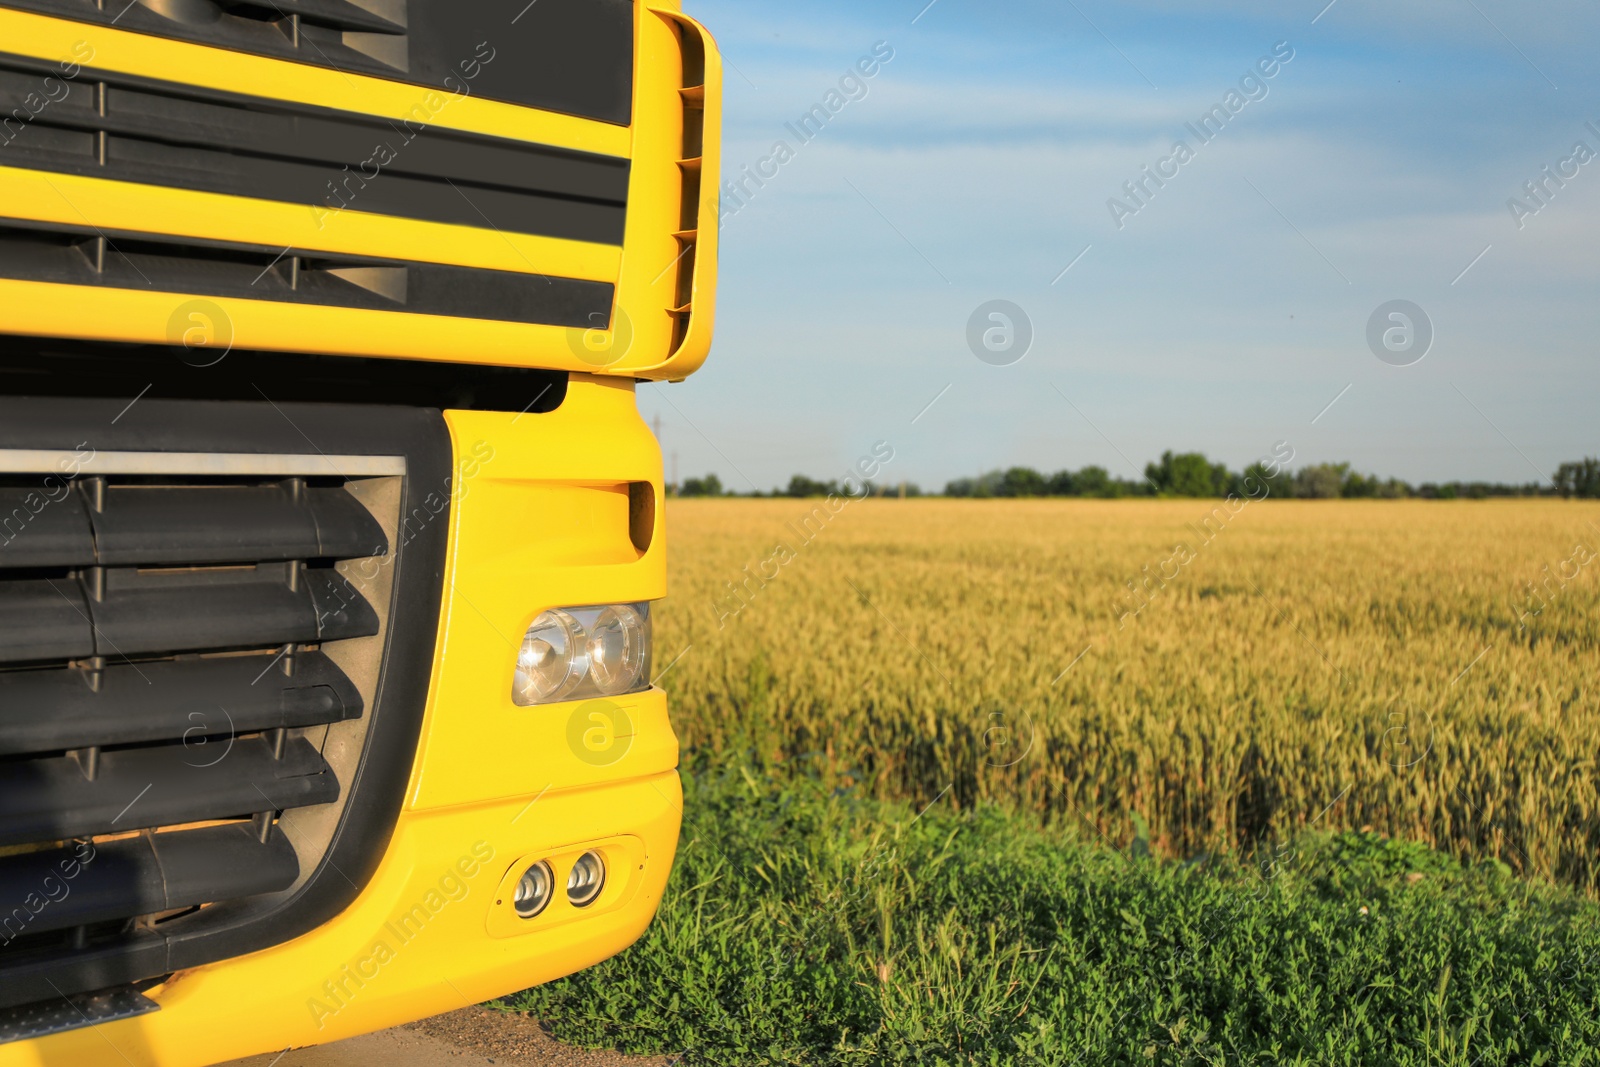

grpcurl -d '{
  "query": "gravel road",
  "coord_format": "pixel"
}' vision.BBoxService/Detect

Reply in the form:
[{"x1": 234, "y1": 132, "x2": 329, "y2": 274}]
[{"x1": 216, "y1": 1008, "x2": 671, "y2": 1067}]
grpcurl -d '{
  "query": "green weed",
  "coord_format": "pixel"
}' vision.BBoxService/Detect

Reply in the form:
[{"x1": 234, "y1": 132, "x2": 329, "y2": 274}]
[{"x1": 507, "y1": 764, "x2": 1600, "y2": 1065}]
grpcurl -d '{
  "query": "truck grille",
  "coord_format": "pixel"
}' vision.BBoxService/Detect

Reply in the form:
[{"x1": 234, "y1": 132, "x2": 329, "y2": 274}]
[{"x1": 0, "y1": 397, "x2": 450, "y2": 1015}]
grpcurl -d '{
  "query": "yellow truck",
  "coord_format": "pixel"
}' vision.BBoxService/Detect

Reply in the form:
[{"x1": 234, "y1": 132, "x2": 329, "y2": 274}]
[{"x1": 0, "y1": 0, "x2": 719, "y2": 1061}]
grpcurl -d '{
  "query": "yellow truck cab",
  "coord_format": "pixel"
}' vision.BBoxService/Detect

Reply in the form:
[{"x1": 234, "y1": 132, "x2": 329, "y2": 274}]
[{"x1": 0, "y1": 1, "x2": 719, "y2": 1061}]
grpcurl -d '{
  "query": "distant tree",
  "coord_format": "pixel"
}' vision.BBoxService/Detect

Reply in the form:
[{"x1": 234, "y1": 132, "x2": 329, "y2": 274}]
[
  {"x1": 996, "y1": 466, "x2": 1048, "y2": 497},
  {"x1": 785, "y1": 475, "x2": 839, "y2": 498},
  {"x1": 970, "y1": 470, "x2": 1005, "y2": 498},
  {"x1": 1074, "y1": 465, "x2": 1114, "y2": 498},
  {"x1": 1375, "y1": 478, "x2": 1411, "y2": 499},
  {"x1": 1146, "y1": 450, "x2": 1230, "y2": 497},
  {"x1": 944, "y1": 477, "x2": 977, "y2": 498},
  {"x1": 680, "y1": 473, "x2": 723, "y2": 497},
  {"x1": 1341, "y1": 470, "x2": 1376, "y2": 498},
  {"x1": 1237, "y1": 461, "x2": 1287, "y2": 498},
  {"x1": 1554, "y1": 457, "x2": 1600, "y2": 499},
  {"x1": 1294, "y1": 463, "x2": 1346, "y2": 499},
  {"x1": 1206, "y1": 458, "x2": 1233, "y2": 496},
  {"x1": 1046, "y1": 470, "x2": 1076, "y2": 496}
]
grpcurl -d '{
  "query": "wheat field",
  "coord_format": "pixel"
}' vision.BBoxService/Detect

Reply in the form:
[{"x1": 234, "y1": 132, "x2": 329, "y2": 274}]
[{"x1": 657, "y1": 498, "x2": 1600, "y2": 891}]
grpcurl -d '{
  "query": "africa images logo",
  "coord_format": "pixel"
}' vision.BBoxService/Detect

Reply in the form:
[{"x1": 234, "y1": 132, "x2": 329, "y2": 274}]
[
  {"x1": 567, "y1": 699, "x2": 634, "y2": 767},
  {"x1": 167, "y1": 299, "x2": 235, "y2": 368}
]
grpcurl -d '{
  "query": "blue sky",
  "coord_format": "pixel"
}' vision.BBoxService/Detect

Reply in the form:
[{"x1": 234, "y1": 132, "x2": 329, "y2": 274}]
[{"x1": 646, "y1": 0, "x2": 1600, "y2": 491}]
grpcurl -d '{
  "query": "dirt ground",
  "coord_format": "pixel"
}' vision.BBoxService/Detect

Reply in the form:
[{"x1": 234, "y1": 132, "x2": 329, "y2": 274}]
[{"x1": 217, "y1": 1008, "x2": 673, "y2": 1067}]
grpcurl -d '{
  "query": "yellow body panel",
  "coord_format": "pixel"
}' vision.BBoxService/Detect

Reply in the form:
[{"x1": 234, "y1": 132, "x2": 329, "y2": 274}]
[
  {"x1": 414, "y1": 385, "x2": 673, "y2": 808},
  {"x1": 0, "y1": 377, "x2": 683, "y2": 1065}
]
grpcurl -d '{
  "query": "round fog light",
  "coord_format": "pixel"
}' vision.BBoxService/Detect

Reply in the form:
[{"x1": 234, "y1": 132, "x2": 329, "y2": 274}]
[
  {"x1": 513, "y1": 860, "x2": 555, "y2": 919},
  {"x1": 566, "y1": 851, "x2": 606, "y2": 908}
]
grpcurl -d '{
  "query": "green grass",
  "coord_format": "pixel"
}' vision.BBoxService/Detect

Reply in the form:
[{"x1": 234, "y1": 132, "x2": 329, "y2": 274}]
[{"x1": 505, "y1": 762, "x2": 1600, "y2": 1066}]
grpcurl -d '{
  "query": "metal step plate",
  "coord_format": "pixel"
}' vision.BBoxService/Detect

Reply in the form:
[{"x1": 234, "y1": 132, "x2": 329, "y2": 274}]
[{"x1": 0, "y1": 985, "x2": 160, "y2": 1045}]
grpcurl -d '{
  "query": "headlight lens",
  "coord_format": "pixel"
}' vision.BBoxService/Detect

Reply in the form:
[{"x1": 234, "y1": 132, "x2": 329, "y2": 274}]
[
  {"x1": 512, "y1": 602, "x2": 653, "y2": 706},
  {"x1": 513, "y1": 609, "x2": 585, "y2": 705},
  {"x1": 566, "y1": 850, "x2": 606, "y2": 907},
  {"x1": 586, "y1": 605, "x2": 648, "y2": 695}
]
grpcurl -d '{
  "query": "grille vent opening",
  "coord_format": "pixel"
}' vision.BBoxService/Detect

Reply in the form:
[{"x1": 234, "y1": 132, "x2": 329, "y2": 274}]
[
  {"x1": 627, "y1": 481, "x2": 655, "y2": 555},
  {"x1": 0, "y1": 457, "x2": 404, "y2": 1015},
  {"x1": 667, "y1": 22, "x2": 708, "y2": 358}
]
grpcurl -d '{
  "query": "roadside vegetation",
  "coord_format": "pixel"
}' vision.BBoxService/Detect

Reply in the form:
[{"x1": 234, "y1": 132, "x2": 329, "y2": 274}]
[{"x1": 512, "y1": 765, "x2": 1600, "y2": 1065}]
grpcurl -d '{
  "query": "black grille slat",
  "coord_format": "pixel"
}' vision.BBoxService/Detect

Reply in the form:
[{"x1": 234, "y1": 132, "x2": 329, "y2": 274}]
[
  {"x1": 0, "y1": 736, "x2": 339, "y2": 846},
  {"x1": 308, "y1": 489, "x2": 392, "y2": 560},
  {"x1": 0, "y1": 651, "x2": 362, "y2": 756},
  {"x1": 90, "y1": 485, "x2": 387, "y2": 567},
  {"x1": 0, "y1": 578, "x2": 94, "y2": 662},
  {"x1": 100, "y1": 84, "x2": 623, "y2": 204},
  {"x1": 0, "y1": 488, "x2": 95, "y2": 569},
  {"x1": 1, "y1": 482, "x2": 387, "y2": 570},
  {"x1": 0, "y1": 569, "x2": 381, "y2": 667},
  {"x1": 84, "y1": 566, "x2": 378, "y2": 658},
  {"x1": 306, "y1": 569, "x2": 382, "y2": 639},
  {"x1": 92, "y1": 483, "x2": 312, "y2": 564},
  {"x1": 0, "y1": 825, "x2": 299, "y2": 940}
]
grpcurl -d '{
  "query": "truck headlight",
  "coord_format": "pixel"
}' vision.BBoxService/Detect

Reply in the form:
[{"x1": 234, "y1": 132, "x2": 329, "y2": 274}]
[
  {"x1": 513, "y1": 609, "x2": 585, "y2": 704},
  {"x1": 586, "y1": 605, "x2": 648, "y2": 695},
  {"x1": 512, "y1": 602, "x2": 653, "y2": 706}
]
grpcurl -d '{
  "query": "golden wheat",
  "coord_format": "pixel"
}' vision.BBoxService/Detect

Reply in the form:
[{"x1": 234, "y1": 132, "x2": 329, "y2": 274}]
[{"x1": 658, "y1": 497, "x2": 1600, "y2": 890}]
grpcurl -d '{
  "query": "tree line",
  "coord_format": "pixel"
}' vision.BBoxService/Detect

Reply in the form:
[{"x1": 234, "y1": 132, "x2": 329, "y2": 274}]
[{"x1": 674, "y1": 454, "x2": 1600, "y2": 500}]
